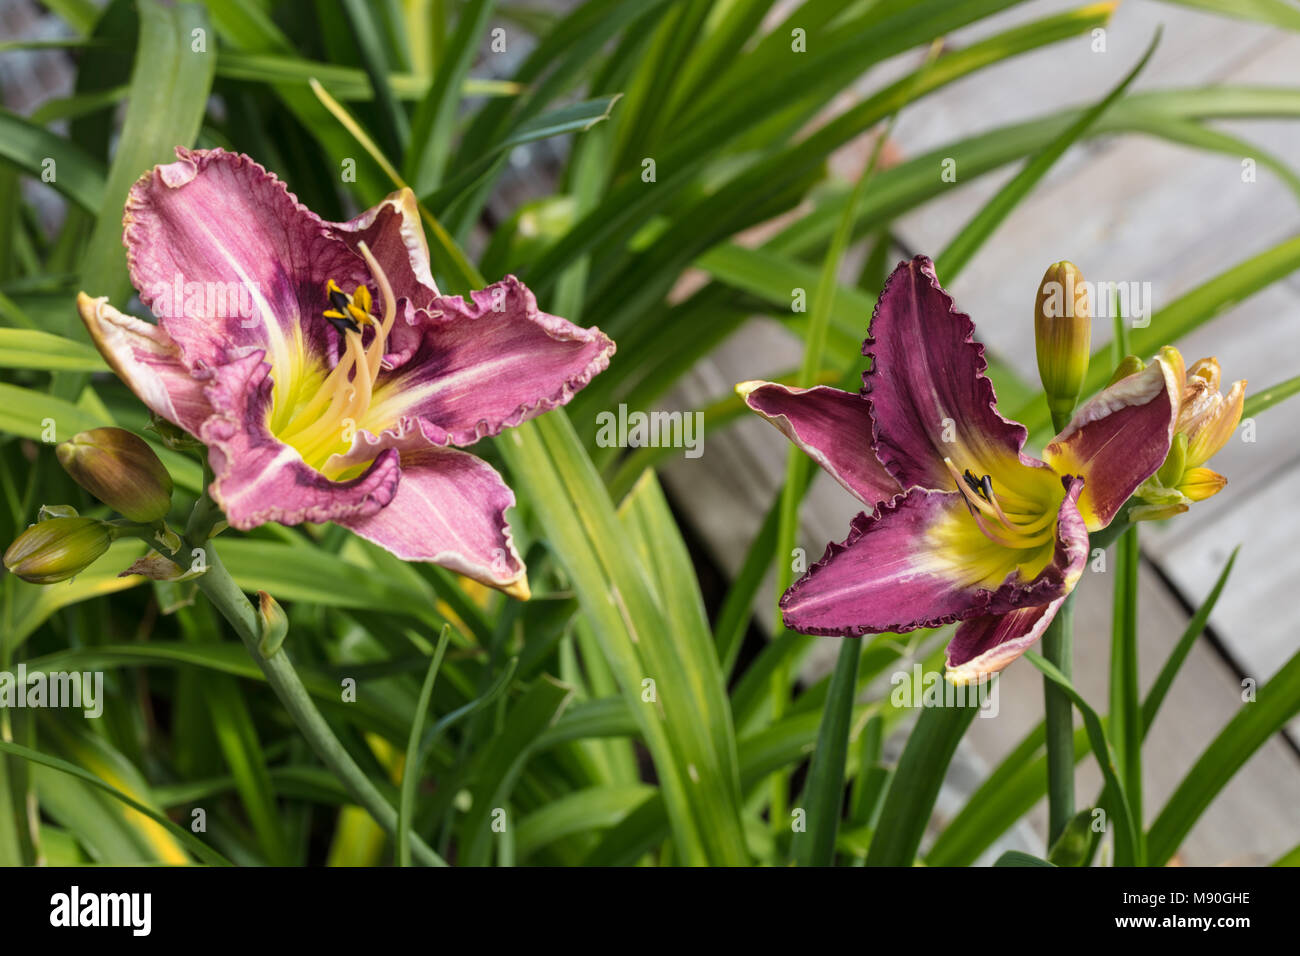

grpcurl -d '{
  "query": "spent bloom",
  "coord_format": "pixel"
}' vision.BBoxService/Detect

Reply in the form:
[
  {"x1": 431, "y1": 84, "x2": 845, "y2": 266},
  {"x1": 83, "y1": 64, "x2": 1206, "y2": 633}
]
[
  {"x1": 1130, "y1": 349, "x2": 1245, "y2": 521},
  {"x1": 77, "y1": 148, "x2": 614, "y2": 596},
  {"x1": 738, "y1": 256, "x2": 1180, "y2": 684}
]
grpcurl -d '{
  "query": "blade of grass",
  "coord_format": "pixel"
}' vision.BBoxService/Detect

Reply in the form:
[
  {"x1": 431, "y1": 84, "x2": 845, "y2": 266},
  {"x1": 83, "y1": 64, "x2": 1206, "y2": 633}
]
[
  {"x1": 1243, "y1": 372, "x2": 1300, "y2": 418},
  {"x1": 1025, "y1": 651, "x2": 1139, "y2": 866},
  {"x1": 397, "y1": 624, "x2": 451, "y2": 866},
  {"x1": 406, "y1": 0, "x2": 496, "y2": 194},
  {"x1": 936, "y1": 28, "x2": 1159, "y2": 282},
  {"x1": 0, "y1": 739, "x2": 230, "y2": 865},
  {"x1": 865, "y1": 696, "x2": 981, "y2": 866},
  {"x1": 791, "y1": 637, "x2": 861, "y2": 866},
  {"x1": 0, "y1": 111, "x2": 106, "y2": 213},
  {"x1": 1147, "y1": 643, "x2": 1300, "y2": 865},
  {"x1": 79, "y1": 0, "x2": 215, "y2": 307},
  {"x1": 342, "y1": 0, "x2": 410, "y2": 158}
]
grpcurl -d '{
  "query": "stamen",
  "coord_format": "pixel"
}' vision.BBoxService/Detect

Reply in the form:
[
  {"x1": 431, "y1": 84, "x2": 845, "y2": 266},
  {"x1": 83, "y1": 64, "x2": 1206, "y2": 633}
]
[
  {"x1": 943, "y1": 457, "x2": 1056, "y2": 550},
  {"x1": 273, "y1": 242, "x2": 397, "y2": 471}
]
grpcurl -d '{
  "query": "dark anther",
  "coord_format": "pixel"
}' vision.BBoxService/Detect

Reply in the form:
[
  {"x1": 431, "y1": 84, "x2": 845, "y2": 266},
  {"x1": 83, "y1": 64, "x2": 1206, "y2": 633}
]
[
  {"x1": 328, "y1": 289, "x2": 352, "y2": 314},
  {"x1": 324, "y1": 312, "x2": 361, "y2": 335},
  {"x1": 960, "y1": 468, "x2": 994, "y2": 502}
]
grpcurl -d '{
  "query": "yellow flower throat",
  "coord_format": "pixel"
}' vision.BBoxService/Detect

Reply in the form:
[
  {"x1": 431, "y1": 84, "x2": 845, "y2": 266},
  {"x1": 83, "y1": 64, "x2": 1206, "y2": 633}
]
[
  {"x1": 942, "y1": 457, "x2": 1057, "y2": 550},
  {"x1": 271, "y1": 242, "x2": 397, "y2": 477}
]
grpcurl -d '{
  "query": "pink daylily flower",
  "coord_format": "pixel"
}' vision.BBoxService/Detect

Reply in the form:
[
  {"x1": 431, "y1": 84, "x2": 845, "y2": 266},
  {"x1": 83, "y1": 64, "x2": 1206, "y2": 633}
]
[
  {"x1": 738, "y1": 256, "x2": 1179, "y2": 684},
  {"x1": 77, "y1": 148, "x2": 614, "y2": 598}
]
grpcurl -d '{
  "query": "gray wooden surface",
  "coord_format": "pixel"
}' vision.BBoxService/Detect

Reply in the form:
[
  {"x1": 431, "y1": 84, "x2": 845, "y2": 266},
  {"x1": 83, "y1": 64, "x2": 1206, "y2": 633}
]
[{"x1": 659, "y1": 0, "x2": 1300, "y2": 864}]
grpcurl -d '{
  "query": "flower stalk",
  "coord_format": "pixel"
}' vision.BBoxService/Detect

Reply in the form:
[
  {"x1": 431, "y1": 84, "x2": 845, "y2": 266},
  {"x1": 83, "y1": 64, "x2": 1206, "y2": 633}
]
[
  {"x1": 144, "y1": 479, "x2": 448, "y2": 867},
  {"x1": 1035, "y1": 262, "x2": 1091, "y2": 847}
]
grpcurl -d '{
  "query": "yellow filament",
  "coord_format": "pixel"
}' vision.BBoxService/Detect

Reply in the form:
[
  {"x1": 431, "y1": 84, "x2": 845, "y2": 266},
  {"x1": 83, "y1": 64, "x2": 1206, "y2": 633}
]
[{"x1": 271, "y1": 241, "x2": 396, "y2": 472}]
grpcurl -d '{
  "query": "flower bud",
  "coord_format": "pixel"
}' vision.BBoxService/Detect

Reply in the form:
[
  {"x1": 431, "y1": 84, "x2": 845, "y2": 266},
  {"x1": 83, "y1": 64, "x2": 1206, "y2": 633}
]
[
  {"x1": 1034, "y1": 261, "x2": 1092, "y2": 425},
  {"x1": 4, "y1": 516, "x2": 113, "y2": 584},
  {"x1": 1106, "y1": 355, "x2": 1144, "y2": 388},
  {"x1": 56, "y1": 427, "x2": 173, "y2": 523},
  {"x1": 257, "y1": 591, "x2": 289, "y2": 658}
]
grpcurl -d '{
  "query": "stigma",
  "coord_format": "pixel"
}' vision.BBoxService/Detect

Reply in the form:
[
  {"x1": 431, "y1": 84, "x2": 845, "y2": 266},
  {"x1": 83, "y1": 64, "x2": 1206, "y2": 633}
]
[{"x1": 944, "y1": 457, "x2": 1056, "y2": 550}]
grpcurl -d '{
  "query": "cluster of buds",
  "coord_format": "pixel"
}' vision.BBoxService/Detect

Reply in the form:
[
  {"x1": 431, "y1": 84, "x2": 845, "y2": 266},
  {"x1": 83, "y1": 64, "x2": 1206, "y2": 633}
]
[
  {"x1": 1130, "y1": 347, "x2": 1245, "y2": 521},
  {"x1": 1033, "y1": 263, "x2": 1244, "y2": 525},
  {"x1": 4, "y1": 427, "x2": 175, "y2": 584}
]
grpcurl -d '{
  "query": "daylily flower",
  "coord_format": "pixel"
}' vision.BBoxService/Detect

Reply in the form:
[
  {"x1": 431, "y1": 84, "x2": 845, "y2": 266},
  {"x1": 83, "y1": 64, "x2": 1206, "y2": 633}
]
[
  {"x1": 737, "y1": 256, "x2": 1180, "y2": 684},
  {"x1": 1130, "y1": 349, "x2": 1245, "y2": 521},
  {"x1": 77, "y1": 148, "x2": 614, "y2": 597}
]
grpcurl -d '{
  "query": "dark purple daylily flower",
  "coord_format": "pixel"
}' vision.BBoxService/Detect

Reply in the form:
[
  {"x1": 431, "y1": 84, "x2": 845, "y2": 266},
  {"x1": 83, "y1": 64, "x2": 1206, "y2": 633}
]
[
  {"x1": 738, "y1": 256, "x2": 1179, "y2": 684},
  {"x1": 78, "y1": 148, "x2": 615, "y2": 598}
]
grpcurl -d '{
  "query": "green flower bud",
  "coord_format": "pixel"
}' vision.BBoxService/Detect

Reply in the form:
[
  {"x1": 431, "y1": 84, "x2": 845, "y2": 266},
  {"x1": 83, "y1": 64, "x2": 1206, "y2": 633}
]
[
  {"x1": 1034, "y1": 261, "x2": 1092, "y2": 427},
  {"x1": 257, "y1": 591, "x2": 289, "y2": 658},
  {"x1": 4, "y1": 516, "x2": 113, "y2": 584},
  {"x1": 1155, "y1": 431, "x2": 1188, "y2": 490},
  {"x1": 56, "y1": 427, "x2": 173, "y2": 523},
  {"x1": 1106, "y1": 354, "x2": 1145, "y2": 388}
]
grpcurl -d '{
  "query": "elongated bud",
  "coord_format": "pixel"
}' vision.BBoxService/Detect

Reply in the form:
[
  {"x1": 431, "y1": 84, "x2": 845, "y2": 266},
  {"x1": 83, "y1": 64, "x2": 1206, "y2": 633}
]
[
  {"x1": 4, "y1": 516, "x2": 113, "y2": 584},
  {"x1": 1106, "y1": 355, "x2": 1145, "y2": 388},
  {"x1": 56, "y1": 427, "x2": 173, "y2": 523},
  {"x1": 257, "y1": 591, "x2": 289, "y2": 658},
  {"x1": 1156, "y1": 432, "x2": 1187, "y2": 489},
  {"x1": 1034, "y1": 261, "x2": 1092, "y2": 426}
]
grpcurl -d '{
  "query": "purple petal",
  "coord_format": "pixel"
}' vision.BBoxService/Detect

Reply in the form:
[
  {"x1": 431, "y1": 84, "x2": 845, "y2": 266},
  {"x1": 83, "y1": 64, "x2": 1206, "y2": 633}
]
[
  {"x1": 944, "y1": 597, "x2": 1065, "y2": 685},
  {"x1": 360, "y1": 276, "x2": 615, "y2": 446},
  {"x1": 338, "y1": 446, "x2": 527, "y2": 593},
  {"x1": 77, "y1": 293, "x2": 212, "y2": 434},
  {"x1": 1044, "y1": 355, "x2": 1180, "y2": 531},
  {"x1": 863, "y1": 256, "x2": 1035, "y2": 491},
  {"x1": 124, "y1": 148, "x2": 367, "y2": 389},
  {"x1": 781, "y1": 478, "x2": 1088, "y2": 637},
  {"x1": 199, "y1": 351, "x2": 401, "y2": 529},
  {"x1": 738, "y1": 380, "x2": 899, "y2": 506}
]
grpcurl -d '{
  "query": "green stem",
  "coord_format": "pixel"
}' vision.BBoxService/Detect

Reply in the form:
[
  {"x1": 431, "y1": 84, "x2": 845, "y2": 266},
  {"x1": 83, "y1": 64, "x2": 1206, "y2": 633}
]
[
  {"x1": 1042, "y1": 592, "x2": 1075, "y2": 846},
  {"x1": 1042, "y1": 400, "x2": 1079, "y2": 847},
  {"x1": 192, "y1": 546, "x2": 448, "y2": 866}
]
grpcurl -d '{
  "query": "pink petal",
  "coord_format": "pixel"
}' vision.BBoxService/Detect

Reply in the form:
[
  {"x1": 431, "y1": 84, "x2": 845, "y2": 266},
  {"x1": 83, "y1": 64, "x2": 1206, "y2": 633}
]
[
  {"x1": 77, "y1": 293, "x2": 212, "y2": 434},
  {"x1": 199, "y1": 351, "x2": 401, "y2": 529},
  {"x1": 781, "y1": 478, "x2": 1088, "y2": 637},
  {"x1": 738, "y1": 380, "x2": 899, "y2": 506},
  {"x1": 863, "y1": 256, "x2": 1036, "y2": 491},
  {"x1": 124, "y1": 147, "x2": 367, "y2": 378},
  {"x1": 1044, "y1": 356, "x2": 1180, "y2": 531},
  {"x1": 944, "y1": 597, "x2": 1065, "y2": 685},
  {"x1": 338, "y1": 447, "x2": 526, "y2": 592},
  {"x1": 362, "y1": 275, "x2": 615, "y2": 446}
]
